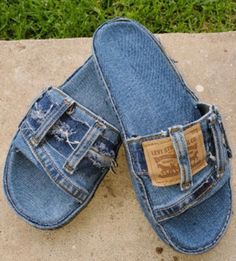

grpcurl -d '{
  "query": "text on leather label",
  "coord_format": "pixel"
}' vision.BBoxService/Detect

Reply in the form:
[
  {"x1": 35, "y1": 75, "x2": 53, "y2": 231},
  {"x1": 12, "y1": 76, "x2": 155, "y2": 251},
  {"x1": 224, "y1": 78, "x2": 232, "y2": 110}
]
[{"x1": 142, "y1": 123, "x2": 207, "y2": 187}]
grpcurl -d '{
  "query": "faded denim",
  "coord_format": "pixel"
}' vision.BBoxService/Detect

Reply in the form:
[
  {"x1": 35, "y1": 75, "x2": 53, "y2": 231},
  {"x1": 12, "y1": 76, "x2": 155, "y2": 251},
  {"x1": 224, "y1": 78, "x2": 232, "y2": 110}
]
[
  {"x1": 3, "y1": 58, "x2": 121, "y2": 229},
  {"x1": 93, "y1": 18, "x2": 233, "y2": 254}
]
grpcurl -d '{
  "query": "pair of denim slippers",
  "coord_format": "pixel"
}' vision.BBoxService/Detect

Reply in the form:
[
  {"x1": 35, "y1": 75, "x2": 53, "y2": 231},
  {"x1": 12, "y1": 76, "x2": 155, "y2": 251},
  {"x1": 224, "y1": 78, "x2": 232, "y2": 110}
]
[{"x1": 3, "y1": 18, "x2": 233, "y2": 254}]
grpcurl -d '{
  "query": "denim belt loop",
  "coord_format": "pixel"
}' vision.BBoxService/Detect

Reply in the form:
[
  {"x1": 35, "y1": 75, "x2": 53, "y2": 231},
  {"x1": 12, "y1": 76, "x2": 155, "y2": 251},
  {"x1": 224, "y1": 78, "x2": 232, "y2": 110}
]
[
  {"x1": 30, "y1": 97, "x2": 74, "y2": 146},
  {"x1": 64, "y1": 121, "x2": 106, "y2": 175},
  {"x1": 215, "y1": 109, "x2": 233, "y2": 159},
  {"x1": 208, "y1": 106, "x2": 227, "y2": 178},
  {"x1": 169, "y1": 125, "x2": 193, "y2": 191}
]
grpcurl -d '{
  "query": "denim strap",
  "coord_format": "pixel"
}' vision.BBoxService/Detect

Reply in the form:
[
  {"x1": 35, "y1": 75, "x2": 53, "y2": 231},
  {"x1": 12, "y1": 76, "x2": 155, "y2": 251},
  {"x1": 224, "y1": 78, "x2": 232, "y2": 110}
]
[
  {"x1": 64, "y1": 121, "x2": 106, "y2": 174},
  {"x1": 169, "y1": 125, "x2": 193, "y2": 191},
  {"x1": 208, "y1": 107, "x2": 227, "y2": 178},
  {"x1": 30, "y1": 97, "x2": 74, "y2": 146}
]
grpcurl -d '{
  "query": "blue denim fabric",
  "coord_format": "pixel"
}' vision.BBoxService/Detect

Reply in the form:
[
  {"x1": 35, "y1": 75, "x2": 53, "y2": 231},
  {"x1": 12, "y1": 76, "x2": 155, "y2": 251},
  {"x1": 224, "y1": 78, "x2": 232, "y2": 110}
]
[
  {"x1": 3, "y1": 57, "x2": 121, "y2": 229},
  {"x1": 93, "y1": 18, "x2": 232, "y2": 254}
]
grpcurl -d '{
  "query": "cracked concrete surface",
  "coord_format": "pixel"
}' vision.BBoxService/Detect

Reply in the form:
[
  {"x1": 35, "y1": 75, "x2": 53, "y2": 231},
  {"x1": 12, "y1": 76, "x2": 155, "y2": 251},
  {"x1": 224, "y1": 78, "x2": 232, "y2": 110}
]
[{"x1": 0, "y1": 32, "x2": 235, "y2": 261}]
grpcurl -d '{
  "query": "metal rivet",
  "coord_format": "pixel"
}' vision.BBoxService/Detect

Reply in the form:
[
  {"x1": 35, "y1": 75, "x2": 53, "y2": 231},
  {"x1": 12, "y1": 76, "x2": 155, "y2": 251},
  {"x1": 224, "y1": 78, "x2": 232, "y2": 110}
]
[
  {"x1": 169, "y1": 125, "x2": 182, "y2": 134},
  {"x1": 208, "y1": 114, "x2": 217, "y2": 125},
  {"x1": 66, "y1": 104, "x2": 75, "y2": 115},
  {"x1": 181, "y1": 182, "x2": 191, "y2": 191},
  {"x1": 64, "y1": 98, "x2": 72, "y2": 106},
  {"x1": 96, "y1": 121, "x2": 105, "y2": 129},
  {"x1": 216, "y1": 168, "x2": 224, "y2": 179},
  {"x1": 65, "y1": 163, "x2": 74, "y2": 173},
  {"x1": 30, "y1": 137, "x2": 38, "y2": 146}
]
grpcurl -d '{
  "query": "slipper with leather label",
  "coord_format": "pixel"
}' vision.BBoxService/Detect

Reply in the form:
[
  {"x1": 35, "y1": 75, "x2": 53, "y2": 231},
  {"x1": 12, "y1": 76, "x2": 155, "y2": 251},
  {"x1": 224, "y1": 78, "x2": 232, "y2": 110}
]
[{"x1": 93, "y1": 18, "x2": 232, "y2": 254}]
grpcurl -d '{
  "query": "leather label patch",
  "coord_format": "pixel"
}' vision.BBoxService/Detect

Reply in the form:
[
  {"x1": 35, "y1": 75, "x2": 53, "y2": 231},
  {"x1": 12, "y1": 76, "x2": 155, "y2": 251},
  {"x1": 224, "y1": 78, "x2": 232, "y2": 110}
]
[{"x1": 142, "y1": 123, "x2": 207, "y2": 187}]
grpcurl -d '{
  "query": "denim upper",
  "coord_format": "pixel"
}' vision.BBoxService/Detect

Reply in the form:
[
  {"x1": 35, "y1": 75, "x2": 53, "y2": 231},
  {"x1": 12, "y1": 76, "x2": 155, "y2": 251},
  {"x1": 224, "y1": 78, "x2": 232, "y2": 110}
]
[
  {"x1": 13, "y1": 87, "x2": 120, "y2": 203},
  {"x1": 127, "y1": 103, "x2": 232, "y2": 222}
]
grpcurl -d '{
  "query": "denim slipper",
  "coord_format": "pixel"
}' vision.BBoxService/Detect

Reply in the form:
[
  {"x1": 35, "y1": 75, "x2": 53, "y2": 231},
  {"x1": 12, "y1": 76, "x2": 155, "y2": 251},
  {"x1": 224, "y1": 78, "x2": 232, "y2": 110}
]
[
  {"x1": 3, "y1": 57, "x2": 121, "y2": 229},
  {"x1": 93, "y1": 18, "x2": 233, "y2": 254}
]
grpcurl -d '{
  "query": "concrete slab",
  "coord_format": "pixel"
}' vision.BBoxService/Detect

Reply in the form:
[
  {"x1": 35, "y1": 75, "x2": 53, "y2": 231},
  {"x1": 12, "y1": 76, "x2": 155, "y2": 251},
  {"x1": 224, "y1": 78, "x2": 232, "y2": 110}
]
[{"x1": 0, "y1": 32, "x2": 235, "y2": 261}]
